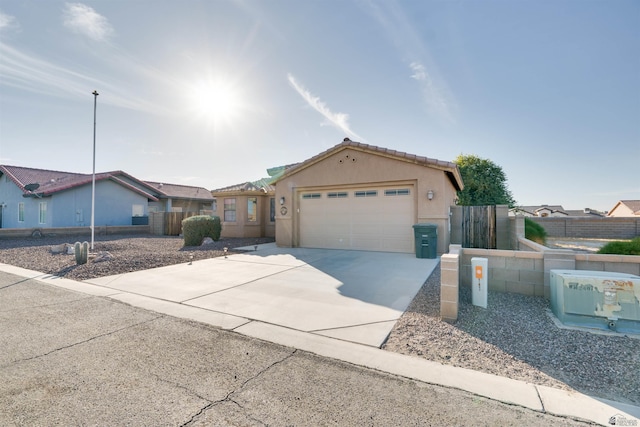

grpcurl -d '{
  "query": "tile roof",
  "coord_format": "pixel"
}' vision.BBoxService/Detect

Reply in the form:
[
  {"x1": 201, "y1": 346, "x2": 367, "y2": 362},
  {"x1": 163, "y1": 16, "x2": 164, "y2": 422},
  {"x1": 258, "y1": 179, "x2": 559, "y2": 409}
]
[
  {"x1": 211, "y1": 179, "x2": 274, "y2": 194},
  {"x1": 0, "y1": 165, "x2": 161, "y2": 201},
  {"x1": 144, "y1": 181, "x2": 213, "y2": 201},
  {"x1": 608, "y1": 200, "x2": 640, "y2": 216},
  {"x1": 273, "y1": 138, "x2": 464, "y2": 191}
]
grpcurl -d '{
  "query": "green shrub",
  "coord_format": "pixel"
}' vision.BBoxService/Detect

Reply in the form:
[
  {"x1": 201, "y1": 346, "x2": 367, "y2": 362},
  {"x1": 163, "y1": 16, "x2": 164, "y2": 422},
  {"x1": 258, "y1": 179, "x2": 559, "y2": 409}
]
[
  {"x1": 597, "y1": 237, "x2": 640, "y2": 256},
  {"x1": 182, "y1": 215, "x2": 222, "y2": 246},
  {"x1": 524, "y1": 218, "x2": 547, "y2": 245}
]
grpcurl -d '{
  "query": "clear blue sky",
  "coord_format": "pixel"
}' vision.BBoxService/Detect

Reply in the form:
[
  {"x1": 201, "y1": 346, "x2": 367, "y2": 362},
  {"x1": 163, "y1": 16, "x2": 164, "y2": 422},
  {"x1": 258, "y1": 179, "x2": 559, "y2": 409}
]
[{"x1": 1, "y1": 0, "x2": 638, "y2": 212}]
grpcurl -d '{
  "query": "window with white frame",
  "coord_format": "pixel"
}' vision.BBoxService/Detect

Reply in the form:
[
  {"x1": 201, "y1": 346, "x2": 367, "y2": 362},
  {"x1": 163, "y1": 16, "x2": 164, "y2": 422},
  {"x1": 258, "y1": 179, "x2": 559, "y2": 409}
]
[
  {"x1": 39, "y1": 202, "x2": 47, "y2": 224},
  {"x1": 18, "y1": 203, "x2": 24, "y2": 222},
  {"x1": 132, "y1": 204, "x2": 144, "y2": 217},
  {"x1": 224, "y1": 198, "x2": 236, "y2": 222}
]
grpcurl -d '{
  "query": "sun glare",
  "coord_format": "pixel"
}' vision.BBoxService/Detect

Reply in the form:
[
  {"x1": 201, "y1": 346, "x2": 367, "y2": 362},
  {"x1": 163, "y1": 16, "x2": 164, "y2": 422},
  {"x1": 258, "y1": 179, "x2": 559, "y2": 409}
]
[{"x1": 189, "y1": 80, "x2": 241, "y2": 123}]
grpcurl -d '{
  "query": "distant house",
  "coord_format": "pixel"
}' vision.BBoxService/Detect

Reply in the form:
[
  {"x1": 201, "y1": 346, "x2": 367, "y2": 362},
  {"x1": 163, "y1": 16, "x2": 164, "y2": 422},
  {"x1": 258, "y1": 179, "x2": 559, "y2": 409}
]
[
  {"x1": 510, "y1": 205, "x2": 604, "y2": 218},
  {"x1": 607, "y1": 200, "x2": 640, "y2": 217},
  {"x1": 0, "y1": 165, "x2": 212, "y2": 229},
  {"x1": 144, "y1": 181, "x2": 214, "y2": 214},
  {"x1": 510, "y1": 205, "x2": 569, "y2": 217}
]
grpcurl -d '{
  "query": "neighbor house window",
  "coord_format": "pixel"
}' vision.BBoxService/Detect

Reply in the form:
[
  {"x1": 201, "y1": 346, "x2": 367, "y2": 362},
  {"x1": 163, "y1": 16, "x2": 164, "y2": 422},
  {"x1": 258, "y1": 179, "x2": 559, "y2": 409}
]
[
  {"x1": 224, "y1": 198, "x2": 236, "y2": 222},
  {"x1": 132, "y1": 204, "x2": 144, "y2": 217},
  {"x1": 18, "y1": 203, "x2": 24, "y2": 222},
  {"x1": 247, "y1": 197, "x2": 257, "y2": 222},
  {"x1": 269, "y1": 198, "x2": 275, "y2": 222},
  {"x1": 39, "y1": 202, "x2": 47, "y2": 224},
  {"x1": 212, "y1": 199, "x2": 217, "y2": 212}
]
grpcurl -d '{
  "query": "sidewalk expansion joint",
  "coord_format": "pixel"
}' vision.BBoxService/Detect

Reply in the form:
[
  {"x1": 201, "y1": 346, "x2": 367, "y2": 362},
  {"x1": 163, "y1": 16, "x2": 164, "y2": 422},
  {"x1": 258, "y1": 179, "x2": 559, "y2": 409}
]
[{"x1": 534, "y1": 385, "x2": 546, "y2": 413}]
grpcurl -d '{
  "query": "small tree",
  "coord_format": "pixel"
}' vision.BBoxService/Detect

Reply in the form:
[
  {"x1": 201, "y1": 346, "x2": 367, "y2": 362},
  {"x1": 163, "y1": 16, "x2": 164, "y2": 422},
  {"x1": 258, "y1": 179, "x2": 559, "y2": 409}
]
[{"x1": 454, "y1": 154, "x2": 516, "y2": 207}]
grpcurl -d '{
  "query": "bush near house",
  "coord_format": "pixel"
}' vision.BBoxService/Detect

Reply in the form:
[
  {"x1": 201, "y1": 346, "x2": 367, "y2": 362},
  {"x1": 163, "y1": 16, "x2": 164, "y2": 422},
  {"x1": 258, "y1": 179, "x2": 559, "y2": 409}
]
[
  {"x1": 525, "y1": 218, "x2": 547, "y2": 245},
  {"x1": 598, "y1": 237, "x2": 640, "y2": 256},
  {"x1": 182, "y1": 215, "x2": 222, "y2": 246}
]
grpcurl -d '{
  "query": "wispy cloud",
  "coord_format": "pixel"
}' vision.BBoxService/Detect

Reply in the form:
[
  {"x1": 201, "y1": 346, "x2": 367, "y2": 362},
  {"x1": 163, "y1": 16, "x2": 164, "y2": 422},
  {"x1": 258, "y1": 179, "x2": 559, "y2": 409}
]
[
  {"x1": 0, "y1": 42, "x2": 167, "y2": 114},
  {"x1": 363, "y1": 1, "x2": 456, "y2": 124},
  {"x1": 287, "y1": 73, "x2": 363, "y2": 141},
  {"x1": 0, "y1": 10, "x2": 18, "y2": 32},
  {"x1": 63, "y1": 3, "x2": 113, "y2": 42}
]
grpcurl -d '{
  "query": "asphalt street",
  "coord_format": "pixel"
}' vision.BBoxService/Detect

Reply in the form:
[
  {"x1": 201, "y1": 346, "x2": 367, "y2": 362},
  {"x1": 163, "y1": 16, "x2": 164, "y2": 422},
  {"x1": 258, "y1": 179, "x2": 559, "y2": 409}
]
[{"x1": 0, "y1": 271, "x2": 592, "y2": 426}]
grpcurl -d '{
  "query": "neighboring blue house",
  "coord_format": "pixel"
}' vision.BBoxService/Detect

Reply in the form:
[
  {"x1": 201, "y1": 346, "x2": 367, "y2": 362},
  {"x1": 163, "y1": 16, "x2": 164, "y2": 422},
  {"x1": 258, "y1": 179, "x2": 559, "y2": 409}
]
[{"x1": 0, "y1": 165, "x2": 213, "y2": 229}]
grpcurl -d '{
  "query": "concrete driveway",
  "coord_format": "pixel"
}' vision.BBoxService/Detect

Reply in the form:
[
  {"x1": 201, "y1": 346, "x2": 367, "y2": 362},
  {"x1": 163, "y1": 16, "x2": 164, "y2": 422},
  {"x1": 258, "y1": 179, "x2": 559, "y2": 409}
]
[{"x1": 85, "y1": 244, "x2": 438, "y2": 347}]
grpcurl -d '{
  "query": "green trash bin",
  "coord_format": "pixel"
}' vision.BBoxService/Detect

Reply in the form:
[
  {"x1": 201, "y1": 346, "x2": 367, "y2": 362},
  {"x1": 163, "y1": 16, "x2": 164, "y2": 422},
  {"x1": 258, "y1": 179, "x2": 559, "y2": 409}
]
[{"x1": 412, "y1": 224, "x2": 438, "y2": 259}]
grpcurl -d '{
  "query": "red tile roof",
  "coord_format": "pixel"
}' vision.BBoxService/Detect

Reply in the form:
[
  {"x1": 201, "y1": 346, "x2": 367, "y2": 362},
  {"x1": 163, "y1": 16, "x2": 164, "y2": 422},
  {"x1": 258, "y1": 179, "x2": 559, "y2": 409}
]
[{"x1": 0, "y1": 165, "x2": 159, "y2": 201}]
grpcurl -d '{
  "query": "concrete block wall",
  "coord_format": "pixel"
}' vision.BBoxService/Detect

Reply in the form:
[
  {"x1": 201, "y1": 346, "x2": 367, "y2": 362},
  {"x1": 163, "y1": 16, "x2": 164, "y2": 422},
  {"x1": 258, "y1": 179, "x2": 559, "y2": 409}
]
[
  {"x1": 149, "y1": 212, "x2": 165, "y2": 236},
  {"x1": 440, "y1": 253, "x2": 460, "y2": 322},
  {"x1": 460, "y1": 248, "x2": 545, "y2": 297},
  {"x1": 528, "y1": 217, "x2": 640, "y2": 239}
]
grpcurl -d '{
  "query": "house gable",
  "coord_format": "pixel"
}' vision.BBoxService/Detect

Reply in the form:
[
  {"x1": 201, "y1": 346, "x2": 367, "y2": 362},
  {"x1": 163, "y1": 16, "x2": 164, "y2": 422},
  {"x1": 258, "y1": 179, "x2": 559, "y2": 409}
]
[
  {"x1": 273, "y1": 139, "x2": 463, "y2": 255},
  {"x1": 274, "y1": 139, "x2": 464, "y2": 191}
]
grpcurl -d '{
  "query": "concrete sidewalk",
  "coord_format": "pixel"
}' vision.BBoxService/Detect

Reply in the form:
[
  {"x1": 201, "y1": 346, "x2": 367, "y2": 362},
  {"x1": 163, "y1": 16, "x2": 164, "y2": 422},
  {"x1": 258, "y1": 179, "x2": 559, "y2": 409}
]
[{"x1": 1, "y1": 251, "x2": 638, "y2": 425}]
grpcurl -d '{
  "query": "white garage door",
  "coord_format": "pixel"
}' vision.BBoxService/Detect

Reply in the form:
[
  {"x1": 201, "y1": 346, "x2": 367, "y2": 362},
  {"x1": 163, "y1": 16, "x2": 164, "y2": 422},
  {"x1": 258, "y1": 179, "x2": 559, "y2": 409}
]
[{"x1": 298, "y1": 186, "x2": 415, "y2": 253}]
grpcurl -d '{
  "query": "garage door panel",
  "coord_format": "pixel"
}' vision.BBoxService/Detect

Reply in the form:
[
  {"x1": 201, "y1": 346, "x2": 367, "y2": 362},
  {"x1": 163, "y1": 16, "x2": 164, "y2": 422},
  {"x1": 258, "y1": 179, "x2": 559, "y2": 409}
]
[{"x1": 299, "y1": 186, "x2": 415, "y2": 253}]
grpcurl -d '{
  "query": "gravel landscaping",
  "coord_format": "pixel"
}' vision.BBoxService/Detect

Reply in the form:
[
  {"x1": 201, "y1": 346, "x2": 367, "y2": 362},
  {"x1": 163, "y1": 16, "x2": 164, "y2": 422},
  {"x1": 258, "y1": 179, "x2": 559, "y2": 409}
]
[
  {"x1": 1, "y1": 234, "x2": 638, "y2": 407},
  {"x1": 0, "y1": 233, "x2": 274, "y2": 281},
  {"x1": 383, "y1": 265, "x2": 640, "y2": 406}
]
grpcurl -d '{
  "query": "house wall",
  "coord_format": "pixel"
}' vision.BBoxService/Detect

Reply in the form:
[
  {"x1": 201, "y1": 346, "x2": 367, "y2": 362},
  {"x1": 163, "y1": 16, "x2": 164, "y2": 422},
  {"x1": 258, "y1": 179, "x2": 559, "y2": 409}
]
[
  {"x1": 0, "y1": 177, "x2": 149, "y2": 228},
  {"x1": 275, "y1": 147, "x2": 458, "y2": 254},
  {"x1": 528, "y1": 216, "x2": 640, "y2": 239},
  {"x1": 211, "y1": 193, "x2": 275, "y2": 239}
]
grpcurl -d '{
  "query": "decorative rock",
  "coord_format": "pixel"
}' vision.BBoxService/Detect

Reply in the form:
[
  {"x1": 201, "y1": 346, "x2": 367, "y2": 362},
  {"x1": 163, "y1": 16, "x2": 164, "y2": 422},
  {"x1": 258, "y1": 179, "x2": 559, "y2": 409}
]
[
  {"x1": 50, "y1": 243, "x2": 68, "y2": 254},
  {"x1": 93, "y1": 251, "x2": 112, "y2": 263},
  {"x1": 67, "y1": 245, "x2": 75, "y2": 255},
  {"x1": 201, "y1": 237, "x2": 214, "y2": 245}
]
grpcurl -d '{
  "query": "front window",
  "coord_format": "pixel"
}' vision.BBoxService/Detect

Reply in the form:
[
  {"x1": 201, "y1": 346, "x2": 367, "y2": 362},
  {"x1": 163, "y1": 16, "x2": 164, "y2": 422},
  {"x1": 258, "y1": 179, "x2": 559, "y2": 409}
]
[
  {"x1": 269, "y1": 198, "x2": 275, "y2": 222},
  {"x1": 39, "y1": 202, "x2": 47, "y2": 224},
  {"x1": 18, "y1": 203, "x2": 24, "y2": 222},
  {"x1": 247, "y1": 197, "x2": 257, "y2": 222},
  {"x1": 224, "y1": 198, "x2": 236, "y2": 222},
  {"x1": 212, "y1": 199, "x2": 217, "y2": 212}
]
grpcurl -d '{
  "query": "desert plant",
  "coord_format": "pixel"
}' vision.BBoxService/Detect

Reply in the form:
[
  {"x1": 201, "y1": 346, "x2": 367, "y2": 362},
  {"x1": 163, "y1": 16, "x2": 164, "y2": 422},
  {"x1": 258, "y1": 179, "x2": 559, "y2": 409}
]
[
  {"x1": 182, "y1": 215, "x2": 222, "y2": 246},
  {"x1": 597, "y1": 237, "x2": 640, "y2": 256},
  {"x1": 74, "y1": 241, "x2": 89, "y2": 265},
  {"x1": 524, "y1": 218, "x2": 547, "y2": 245}
]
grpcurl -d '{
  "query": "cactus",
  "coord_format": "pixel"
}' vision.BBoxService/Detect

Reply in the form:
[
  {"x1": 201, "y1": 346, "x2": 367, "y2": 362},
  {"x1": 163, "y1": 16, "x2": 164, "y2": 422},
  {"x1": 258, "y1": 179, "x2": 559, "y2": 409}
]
[{"x1": 74, "y1": 241, "x2": 89, "y2": 265}]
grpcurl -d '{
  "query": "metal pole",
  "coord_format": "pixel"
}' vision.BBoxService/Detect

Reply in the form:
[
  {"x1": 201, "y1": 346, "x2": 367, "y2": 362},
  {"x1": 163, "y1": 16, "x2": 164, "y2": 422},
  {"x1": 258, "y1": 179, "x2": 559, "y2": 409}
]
[{"x1": 91, "y1": 90, "x2": 99, "y2": 251}]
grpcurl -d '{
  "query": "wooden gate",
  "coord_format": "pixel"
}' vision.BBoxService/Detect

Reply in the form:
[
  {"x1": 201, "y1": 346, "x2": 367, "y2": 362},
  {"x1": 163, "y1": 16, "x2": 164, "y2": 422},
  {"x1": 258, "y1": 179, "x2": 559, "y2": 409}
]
[
  {"x1": 164, "y1": 212, "x2": 199, "y2": 236},
  {"x1": 462, "y1": 205, "x2": 496, "y2": 249}
]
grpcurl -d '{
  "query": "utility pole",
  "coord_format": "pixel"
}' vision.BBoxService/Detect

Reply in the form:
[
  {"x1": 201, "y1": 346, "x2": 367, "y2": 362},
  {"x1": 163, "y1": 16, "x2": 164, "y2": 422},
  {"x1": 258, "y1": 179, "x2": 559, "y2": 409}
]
[{"x1": 91, "y1": 90, "x2": 99, "y2": 251}]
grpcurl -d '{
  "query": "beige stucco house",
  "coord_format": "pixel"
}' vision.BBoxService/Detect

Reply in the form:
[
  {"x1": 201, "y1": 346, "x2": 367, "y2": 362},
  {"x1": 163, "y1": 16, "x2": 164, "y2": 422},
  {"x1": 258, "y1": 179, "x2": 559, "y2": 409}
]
[
  {"x1": 272, "y1": 139, "x2": 463, "y2": 255},
  {"x1": 210, "y1": 179, "x2": 277, "y2": 239},
  {"x1": 607, "y1": 200, "x2": 640, "y2": 217}
]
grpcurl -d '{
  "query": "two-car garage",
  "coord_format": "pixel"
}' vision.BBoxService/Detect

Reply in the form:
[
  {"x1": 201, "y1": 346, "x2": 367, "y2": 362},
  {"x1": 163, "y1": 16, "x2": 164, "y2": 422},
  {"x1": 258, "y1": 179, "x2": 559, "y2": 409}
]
[
  {"x1": 274, "y1": 140, "x2": 464, "y2": 256},
  {"x1": 298, "y1": 186, "x2": 415, "y2": 253}
]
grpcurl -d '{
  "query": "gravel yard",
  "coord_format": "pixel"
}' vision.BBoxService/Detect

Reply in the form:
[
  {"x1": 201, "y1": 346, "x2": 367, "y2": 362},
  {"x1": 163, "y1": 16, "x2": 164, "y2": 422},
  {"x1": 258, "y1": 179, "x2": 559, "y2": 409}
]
[
  {"x1": 0, "y1": 233, "x2": 274, "y2": 281},
  {"x1": 1, "y1": 233, "x2": 638, "y2": 407},
  {"x1": 383, "y1": 266, "x2": 640, "y2": 406}
]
